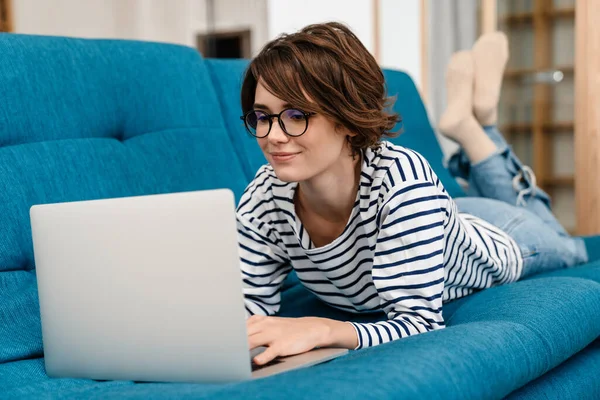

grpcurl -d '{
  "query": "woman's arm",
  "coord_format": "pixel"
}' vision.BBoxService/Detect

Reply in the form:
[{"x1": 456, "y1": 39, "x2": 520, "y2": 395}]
[
  {"x1": 349, "y1": 179, "x2": 448, "y2": 348},
  {"x1": 237, "y1": 167, "x2": 294, "y2": 316},
  {"x1": 247, "y1": 315, "x2": 357, "y2": 365},
  {"x1": 238, "y1": 214, "x2": 291, "y2": 316},
  {"x1": 248, "y1": 179, "x2": 448, "y2": 364}
]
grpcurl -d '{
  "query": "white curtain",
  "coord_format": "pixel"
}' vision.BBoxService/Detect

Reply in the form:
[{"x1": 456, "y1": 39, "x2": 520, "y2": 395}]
[{"x1": 427, "y1": 0, "x2": 478, "y2": 157}]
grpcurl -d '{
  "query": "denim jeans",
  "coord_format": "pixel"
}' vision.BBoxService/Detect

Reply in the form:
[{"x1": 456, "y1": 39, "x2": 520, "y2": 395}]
[{"x1": 447, "y1": 125, "x2": 588, "y2": 278}]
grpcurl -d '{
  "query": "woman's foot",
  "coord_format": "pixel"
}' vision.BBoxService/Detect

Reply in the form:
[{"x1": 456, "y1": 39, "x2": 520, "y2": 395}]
[
  {"x1": 472, "y1": 32, "x2": 509, "y2": 126},
  {"x1": 438, "y1": 51, "x2": 477, "y2": 144},
  {"x1": 438, "y1": 51, "x2": 498, "y2": 164}
]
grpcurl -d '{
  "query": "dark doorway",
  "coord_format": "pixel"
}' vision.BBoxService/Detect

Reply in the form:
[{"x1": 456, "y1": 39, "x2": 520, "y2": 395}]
[{"x1": 197, "y1": 30, "x2": 252, "y2": 59}]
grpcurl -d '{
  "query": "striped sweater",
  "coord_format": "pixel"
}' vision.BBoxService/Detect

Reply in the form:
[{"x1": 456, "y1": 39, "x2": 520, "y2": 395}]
[{"x1": 236, "y1": 141, "x2": 523, "y2": 349}]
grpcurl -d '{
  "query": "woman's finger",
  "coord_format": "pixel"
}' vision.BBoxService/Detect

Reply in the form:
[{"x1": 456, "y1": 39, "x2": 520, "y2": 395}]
[
  {"x1": 253, "y1": 344, "x2": 279, "y2": 365},
  {"x1": 246, "y1": 318, "x2": 265, "y2": 336},
  {"x1": 248, "y1": 331, "x2": 271, "y2": 351}
]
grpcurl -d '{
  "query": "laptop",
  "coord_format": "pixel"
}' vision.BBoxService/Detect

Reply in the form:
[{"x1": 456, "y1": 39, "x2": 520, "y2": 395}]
[{"x1": 30, "y1": 189, "x2": 347, "y2": 383}]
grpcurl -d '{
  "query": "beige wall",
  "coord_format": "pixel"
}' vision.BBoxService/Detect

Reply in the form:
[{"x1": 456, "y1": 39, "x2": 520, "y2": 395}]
[
  {"x1": 13, "y1": 0, "x2": 123, "y2": 38},
  {"x1": 12, "y1": 0, "x2": 268, "y2": 52}
]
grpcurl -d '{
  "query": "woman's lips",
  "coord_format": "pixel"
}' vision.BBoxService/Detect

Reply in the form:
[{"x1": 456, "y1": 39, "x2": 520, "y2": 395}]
[{"x1": 271, "y1": 152, "x2": 299, "y2": 162}]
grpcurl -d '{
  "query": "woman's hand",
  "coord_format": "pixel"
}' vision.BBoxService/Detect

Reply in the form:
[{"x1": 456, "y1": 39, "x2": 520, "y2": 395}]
[{"x1": 247, "y1": 315, "x2": 358, "y2": 365}]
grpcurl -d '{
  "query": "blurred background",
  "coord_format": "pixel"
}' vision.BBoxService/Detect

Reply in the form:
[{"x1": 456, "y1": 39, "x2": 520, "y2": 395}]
[{"x1": 0, "y1": 0, "x2": 578, "y2": 232}]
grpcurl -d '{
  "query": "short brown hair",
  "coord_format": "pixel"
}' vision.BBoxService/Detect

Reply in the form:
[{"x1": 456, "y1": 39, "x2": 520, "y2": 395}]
[{"x1": 241, "y1": 22, "x2": 400, "y2": 155}]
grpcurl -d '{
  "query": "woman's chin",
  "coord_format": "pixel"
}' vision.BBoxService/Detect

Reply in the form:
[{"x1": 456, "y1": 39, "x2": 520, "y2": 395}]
[{"x1": 270, "y1": 165, "x2": 307, "y2": 183}]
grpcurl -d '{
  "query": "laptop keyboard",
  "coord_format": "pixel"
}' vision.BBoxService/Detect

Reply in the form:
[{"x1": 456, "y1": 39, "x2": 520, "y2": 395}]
[{"x1": 251, "y1": 358, "x2": 283, "y2": 371}]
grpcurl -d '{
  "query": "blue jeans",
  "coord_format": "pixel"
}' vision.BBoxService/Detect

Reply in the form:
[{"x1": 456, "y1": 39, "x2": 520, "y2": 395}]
[{"x1": 447, "y1": 126, "x2": 588, "y2": 278}]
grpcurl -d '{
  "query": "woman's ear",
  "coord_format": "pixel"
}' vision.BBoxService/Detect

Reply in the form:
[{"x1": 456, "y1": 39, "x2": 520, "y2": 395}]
[{"x1": 335, "y1": 123, "x2": 357, "y2": 137}]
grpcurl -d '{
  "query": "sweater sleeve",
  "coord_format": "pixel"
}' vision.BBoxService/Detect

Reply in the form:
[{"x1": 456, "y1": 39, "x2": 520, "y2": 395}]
[
  {"x1": 236, "y1": 166, "x2": 292, "y2": 317},
  {"x1": 350, "y1": 179, "x2": 448, "y2": 349},
  {"x1": 237, "y1": 213, "x2": 292, "y2": 317}
]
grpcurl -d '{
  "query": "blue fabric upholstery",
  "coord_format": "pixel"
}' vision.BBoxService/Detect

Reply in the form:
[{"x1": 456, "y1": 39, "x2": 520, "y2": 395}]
[
  {"x1": 0, "y1": 34, "x2": 248, "y2": 276},
  {"x1": 204, "y1": 59, "x2": 267, "y2": 181},
  {"x1": 506, "y1": 338, "x2": 600, "y2": 400},
  {"x1": 583, "y1": 235, "x2": 600, "y2": 262},
  {"x1": 1, "y1": 34, "x2": 600, "y2": 399}
]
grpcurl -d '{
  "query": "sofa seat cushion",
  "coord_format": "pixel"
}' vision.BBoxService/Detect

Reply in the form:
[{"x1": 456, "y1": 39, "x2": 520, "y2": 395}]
[
  {"x1": 507, "y1": 338, "x2": 600, "y2": 399},
  {"x1": 582, "y1": 235, "x2": 600, "y2": 262},
  {"x1": 276, "y1": 260, "x2": 600, "y2": 398}
]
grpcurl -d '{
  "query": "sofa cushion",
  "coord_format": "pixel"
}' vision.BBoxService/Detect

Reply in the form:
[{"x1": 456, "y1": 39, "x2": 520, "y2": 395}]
[
  {"x1": 278, "y1": 261, "x2": 600, "y2": 399},
  {"x1": 446, "y1": 274, "x2": 600, "y2": 367},
  {"x1": 506, "y1": 338, "x2": 600, "y2": 399},
  {"x1": 0, "y1": 35, "x2": 249, "y2": 274},
  {"x1": 0, "y1": 322, "x2": 591, "y2": 399},
  {"x1": 582, "y1": 235, "x2": 600, "y2": 262},
  {"x1": 205, "y1": 59, "x2": 269, "y2": 182}
]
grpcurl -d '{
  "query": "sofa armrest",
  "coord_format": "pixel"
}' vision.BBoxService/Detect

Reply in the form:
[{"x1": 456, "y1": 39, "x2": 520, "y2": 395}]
[{"x1": 581, "y1": 235, "x2": 600, "y2": 263}]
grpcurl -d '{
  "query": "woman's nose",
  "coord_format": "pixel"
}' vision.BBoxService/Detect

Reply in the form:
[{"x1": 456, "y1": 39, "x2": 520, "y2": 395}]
[{"x1": 268, "y1": 120, "x2": 289, "y2": 143}]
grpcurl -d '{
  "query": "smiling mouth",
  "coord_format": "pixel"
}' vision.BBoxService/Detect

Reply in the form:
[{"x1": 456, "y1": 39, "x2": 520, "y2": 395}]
[{"x1": 270, "y1": 153, "x2": 299, "y2": 162}]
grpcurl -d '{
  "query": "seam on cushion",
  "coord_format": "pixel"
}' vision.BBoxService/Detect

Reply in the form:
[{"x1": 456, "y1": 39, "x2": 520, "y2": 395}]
[
  {"x1": 446, "y1": 276, "x2": 600, "y2": 325},
  {"x1": 121, "y1": 126, "x2": 216, "y2": 142},
  {"x1": 504, "y1": 322, "x2": 600, "y2": 396},
  {"x1": 447, "y1": 305, "x2": 600, "y2": 397},
  {"x1": 446, "y1": 277, "x2": 600, "y2": 368},
  {"x1": 0, "y1": 126, "x2": 219, "y2": 150},
  {"x1": 204, "y1": 61, "x2": 253, "y2": 182}
]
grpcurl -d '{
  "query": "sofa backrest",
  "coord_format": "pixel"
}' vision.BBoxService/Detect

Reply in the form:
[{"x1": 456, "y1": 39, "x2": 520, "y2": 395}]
[
  {"x1": 0, "y1": 34, "x2": 248, "y2": 273},
  {"x1": 204, "y1": 59, "x2": 267, "y2": 182},
  {"x1": 204, "y1": 59, "x2": 464, "y2": 198},
  {"x1": 0, "y1": 34, "x2": 462, "y2": 274}
]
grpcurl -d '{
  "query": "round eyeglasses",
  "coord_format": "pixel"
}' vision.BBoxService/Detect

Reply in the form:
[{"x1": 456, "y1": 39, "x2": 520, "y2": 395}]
[{"x1": 240, "y1": 108, "x2": 316, "y2": 138}]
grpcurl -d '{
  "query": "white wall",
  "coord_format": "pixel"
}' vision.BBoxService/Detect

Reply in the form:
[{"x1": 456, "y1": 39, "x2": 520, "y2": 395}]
[
  {"x1": 379, "y1": 0, "x2": 421, "y2": 88},
  {"x1": 266, "y1": 0, "x2": 374, "y2": 53},
  {"x1": 266, "y1": 0, "x2": 421, "y2": 89},
  {"x1": 13, "y1": 0, "x2": 122, "y2": 39},
  {"x1": 12, "y1": 0, "x2": 268, "y2": 52},
  {"x1": 13, "y1": 0, "x2": 422, "y2": 86}
]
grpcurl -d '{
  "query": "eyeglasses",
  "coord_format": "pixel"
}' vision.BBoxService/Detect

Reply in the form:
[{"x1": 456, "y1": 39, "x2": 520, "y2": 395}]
[{"x1": 240, "y1": 108, "x2": 316, "y2": 138}]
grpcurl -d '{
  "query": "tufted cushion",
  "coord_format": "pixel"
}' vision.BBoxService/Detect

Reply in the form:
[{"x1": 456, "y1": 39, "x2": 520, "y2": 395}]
[
  {"x1": 205, "y1": 59, "x2": 267, "y2": 182},
  {"x1": 0, "y1": 34, "x2": 248, "y2": 273},
  {"x1": 506, "y1": 338, "x2": 600, "y2": 399}
]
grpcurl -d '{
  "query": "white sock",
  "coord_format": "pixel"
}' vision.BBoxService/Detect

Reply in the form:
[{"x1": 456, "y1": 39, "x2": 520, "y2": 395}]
[
  {"x1": 438, "y1": 51, "x2": 476, "y2": 143},
  {"x1": 472, "y1": 32, "x2": 509, "y2": 126}
]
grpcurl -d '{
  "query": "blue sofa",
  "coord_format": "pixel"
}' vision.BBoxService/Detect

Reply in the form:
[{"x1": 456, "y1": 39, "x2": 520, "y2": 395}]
[{"x1": 1, "y1": 34, "x2": 600, "y2": 399}]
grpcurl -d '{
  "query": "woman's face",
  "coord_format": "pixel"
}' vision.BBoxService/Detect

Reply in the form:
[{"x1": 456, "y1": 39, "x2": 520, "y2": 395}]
[{"x1": 253, "y1": 79, "x2": 351, "y2": 183}]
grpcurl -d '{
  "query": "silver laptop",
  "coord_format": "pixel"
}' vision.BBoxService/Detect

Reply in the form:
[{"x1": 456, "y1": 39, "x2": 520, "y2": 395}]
[{"x1": 30, "y1": 189, "x2": 347, "y2": 383}]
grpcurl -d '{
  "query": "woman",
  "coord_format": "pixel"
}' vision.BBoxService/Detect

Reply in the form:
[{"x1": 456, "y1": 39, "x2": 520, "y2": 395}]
[{"x1": 237, "y1": 22, "x2": 588, "y2": 366}]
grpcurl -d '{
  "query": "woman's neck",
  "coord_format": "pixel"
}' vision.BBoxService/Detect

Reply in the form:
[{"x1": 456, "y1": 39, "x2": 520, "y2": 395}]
[{"x1": 296, "y1": 151, "x2": 361, "y2": 224}]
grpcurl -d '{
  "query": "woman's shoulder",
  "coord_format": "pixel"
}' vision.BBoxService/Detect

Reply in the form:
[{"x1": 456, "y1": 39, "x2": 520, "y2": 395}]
[
  {"x1": 365, "y1": 141, "x2": 439, "y2": 186},
  {"x1": 363, "y1": 141, "x2": 449, "y2": 208},
  {"x1": 236, "y1": 164, "x2": 294, "y2": 216}
]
